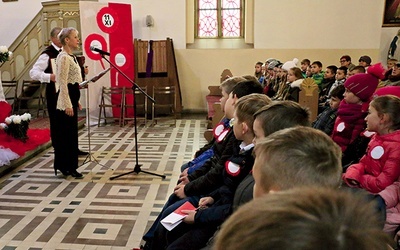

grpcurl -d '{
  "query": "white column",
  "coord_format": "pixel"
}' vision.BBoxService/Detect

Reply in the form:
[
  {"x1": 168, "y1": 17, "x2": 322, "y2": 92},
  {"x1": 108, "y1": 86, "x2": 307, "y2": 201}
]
[{"x1": 0, "y1": 71, "x2": 6, "y2": 102}]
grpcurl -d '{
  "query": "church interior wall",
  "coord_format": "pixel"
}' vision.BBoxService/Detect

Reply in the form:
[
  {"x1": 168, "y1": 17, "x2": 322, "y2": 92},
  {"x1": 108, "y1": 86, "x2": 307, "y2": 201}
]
[{"x1": 0, "y1": 0, "x2": 396, "y2": 111}]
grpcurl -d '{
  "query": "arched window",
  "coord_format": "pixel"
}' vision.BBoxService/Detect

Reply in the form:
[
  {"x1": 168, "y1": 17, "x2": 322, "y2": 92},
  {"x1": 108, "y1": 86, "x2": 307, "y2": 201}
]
[{"x1": 196, "y1": 0, "x2": 243, "y2": 38}]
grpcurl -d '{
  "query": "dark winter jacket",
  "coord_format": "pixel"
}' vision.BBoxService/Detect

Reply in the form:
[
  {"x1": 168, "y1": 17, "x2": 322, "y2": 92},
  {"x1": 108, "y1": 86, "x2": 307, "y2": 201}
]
[
  {"x1": 185, "y1": 130, "x2": 238, "y2": 196},
  {"x1": 194, "y1": 144, "x2": 255, "y2": 225}
]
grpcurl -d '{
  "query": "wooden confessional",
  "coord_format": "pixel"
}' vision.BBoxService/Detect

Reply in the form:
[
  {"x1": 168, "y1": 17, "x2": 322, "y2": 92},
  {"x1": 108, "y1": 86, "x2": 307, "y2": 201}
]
[{"x1": 134, "y1": 38, "x2": 182, "y2": 118}]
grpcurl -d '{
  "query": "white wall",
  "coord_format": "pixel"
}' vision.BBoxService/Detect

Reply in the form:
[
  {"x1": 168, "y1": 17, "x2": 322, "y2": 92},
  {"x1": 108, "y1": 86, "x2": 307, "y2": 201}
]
[
  {"x1": 97, "y1": 0, "x2": 187, "y2": 49},
  {"x1": 0, "y1": 0, "x2": 396, "y2": 111},
  {"x1": 0, "y1": 0, "x2": 53, "y2": 47},
  {"x1": 255, "y1": 0, "x2": 385, "y2": 49}
]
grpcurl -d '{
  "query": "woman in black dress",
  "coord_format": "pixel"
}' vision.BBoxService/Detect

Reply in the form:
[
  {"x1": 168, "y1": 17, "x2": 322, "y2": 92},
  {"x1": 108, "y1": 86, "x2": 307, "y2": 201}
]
[{"x1": 54, "y1": 27, "x2": 83, "y2": 178}]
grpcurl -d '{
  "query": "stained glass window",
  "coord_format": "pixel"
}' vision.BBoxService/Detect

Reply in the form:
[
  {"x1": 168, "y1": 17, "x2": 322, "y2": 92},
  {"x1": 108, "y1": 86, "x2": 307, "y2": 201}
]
[{"x1": 197, "y1": 0, "x2": 243, "y2": 38}]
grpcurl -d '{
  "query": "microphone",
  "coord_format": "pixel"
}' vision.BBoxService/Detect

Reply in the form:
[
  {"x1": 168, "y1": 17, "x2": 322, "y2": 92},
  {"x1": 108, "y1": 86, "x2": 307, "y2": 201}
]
[{"x1": 90, "y1": 46, "x2": 110, "y2": 56}]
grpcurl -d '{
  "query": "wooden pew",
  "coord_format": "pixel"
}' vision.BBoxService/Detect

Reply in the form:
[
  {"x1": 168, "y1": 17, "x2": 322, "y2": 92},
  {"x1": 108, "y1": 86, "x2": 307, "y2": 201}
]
[{"x1": 298, "y1": 78, "x2": 319, "y2": 122}]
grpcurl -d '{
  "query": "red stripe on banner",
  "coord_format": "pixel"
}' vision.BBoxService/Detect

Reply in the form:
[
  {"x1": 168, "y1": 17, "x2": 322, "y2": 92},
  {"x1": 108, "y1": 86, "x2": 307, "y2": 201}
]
[{"x1": 108, "y1": 3, "x2": 135, "y2": 118}]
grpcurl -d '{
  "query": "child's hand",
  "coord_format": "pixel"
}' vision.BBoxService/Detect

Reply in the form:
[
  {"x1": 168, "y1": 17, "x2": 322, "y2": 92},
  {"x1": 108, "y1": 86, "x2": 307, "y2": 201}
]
[
  {"x1": 198, "y1": 196, "x2": 214, "y2": 207},
  {"x1": 179, "y1": 168, "x2": 188, "y2": 178},
  {"x1": 174, "y1": 184, "x2": 187, "y2": 199},
  {"x1": 178, "y1": 176, "x2": 189, "y2": 185},
  {"x1": 347, "y1": 178, "x2": 360, "y2": 187},
  {"x1": 182, "y1": 210, "x2": 196, "y2": 224}
]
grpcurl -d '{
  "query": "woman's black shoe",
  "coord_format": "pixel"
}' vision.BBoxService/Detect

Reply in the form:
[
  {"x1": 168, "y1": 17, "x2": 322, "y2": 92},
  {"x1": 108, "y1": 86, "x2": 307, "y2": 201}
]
[
  {"x1": 78, "y1": 150, "x2": 89, "y2": 156},
  {"x1": 70, "y1": 170, "x2": 83, "y2": 178}
]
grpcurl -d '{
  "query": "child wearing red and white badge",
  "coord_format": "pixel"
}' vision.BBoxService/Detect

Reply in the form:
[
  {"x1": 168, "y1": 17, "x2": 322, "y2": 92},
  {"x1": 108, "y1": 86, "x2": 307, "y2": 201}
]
[
  {"x1": 343, "y1": 94, "x2": 400, "y2": 193},
  {"x1": 331, "y1": 63, "x2": 385, "y2": 153}
]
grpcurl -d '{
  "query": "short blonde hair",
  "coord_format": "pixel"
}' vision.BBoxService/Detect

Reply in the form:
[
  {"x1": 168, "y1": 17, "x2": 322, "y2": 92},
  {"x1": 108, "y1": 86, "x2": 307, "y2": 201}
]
[
  {"x1": 58, "y1": 27, "x2": 78, "y2": 45},
  {"x1": 254, "y1": 126, "x2": 342, "y2": 192},
  {"x1": 214, "y1": 187, "x2": 390, "y2": 250},
  {"x1": 235, "y1": 94, "x2": 271, "y2": 133}
]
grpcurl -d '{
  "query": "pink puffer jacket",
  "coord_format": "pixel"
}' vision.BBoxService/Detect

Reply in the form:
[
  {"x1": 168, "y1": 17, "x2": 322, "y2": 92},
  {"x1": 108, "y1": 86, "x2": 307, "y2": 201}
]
[{"x1": 343, "y1": 130, "x2": 400, "y2": 193}]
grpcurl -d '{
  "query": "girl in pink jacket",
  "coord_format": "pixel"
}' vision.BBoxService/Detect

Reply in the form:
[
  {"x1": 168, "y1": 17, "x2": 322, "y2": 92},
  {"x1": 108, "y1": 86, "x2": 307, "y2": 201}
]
[{"x1": 343, "y1": 95, "x2": 400, "y2": 193}]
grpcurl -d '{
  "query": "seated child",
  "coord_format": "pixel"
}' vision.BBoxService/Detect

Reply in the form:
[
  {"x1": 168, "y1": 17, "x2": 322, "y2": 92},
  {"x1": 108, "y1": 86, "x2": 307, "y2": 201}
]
[
  {"x1": 312, "y1": 85, "x2": 345, "y2": 136},
  {"x1": 252, "y1": 126, "x2": 342, "y2": 197},
  {"x1": 380, "y1": 181, "x2": 400, "y2": 241},
  {"x1": 327, "y1": 66, "x2": 347, "y2": 98},
  {"x1": 234, "y1": 100, "x2": 311, "y2": 208},
  {"x1": 176, "y1": 80, "x2": 264, "y2": 197},
  {"x1": 140, "y1": 79, "x2": 265, "y2": 249},
  {"x1": 273, "y1": 59, "x2": 295, "y2": 100},
  {"x1": 285, "y1": 67, "x2": 304, "y2": 102},
  {"x1": 180, "y1": 76, "x2": 245, "y2": 174},
  {"x1": 151, "y1": 93, "x2": 271, "y2": 250},
  {"x1": 254, "y1": 61, "x2": 264, "y2": 84},
  {"x1": 346, "y1": 65, "x2": 365, "y2": 79},
  {"x1": 264, "y1": 60, "x2": 281, "y2": 98},
  {"x1": 359, "y1": 55, "x2": 372, "y2": 69},
  {"x1": 331, "y1": 63, "x2": 384, "y2": 153},
  {"x1": 205, "y1": 123, "x2": 341, "y2": 249},
  {"x1": 310, "y1": 60, "x2": 324, "y2": 86},
  {"x1": 343, "y1": 95, "x2": 400, "y2": 194},
  {"x1": 384, "y1": 58, "x2": 398, "y2": 81},
  {"x1": 300, "y1": 58, "x2": 310, "y2": 78},
  {"x1": 214, "y1": 187, "x2": 390, "y2": 250},
  {"x1": 319, "y1": 65, "x2": 338, "y2": 104},
  {"x1": 305, "y1": 64, "x2": 313, "y2": 78}
]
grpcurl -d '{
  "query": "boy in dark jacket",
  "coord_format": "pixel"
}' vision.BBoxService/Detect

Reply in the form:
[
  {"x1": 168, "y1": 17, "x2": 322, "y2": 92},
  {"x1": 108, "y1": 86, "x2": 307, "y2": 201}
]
[
  {"x1": 151, "y1": 93, "x2": 271, "y2": 250},
  {"x1": 140, "y1": 79, "x2": 265, "y2": 249},
  {"x1": 312, "y1": 85, "x2": 345, "y2": 136},
  {"x1": 180, "y1": 76, "x2": 245, "y2": 174},
  {"x1": 175, "y1": 80, "x2": 265, "y2": 198},
  {"x1": 319, "y1": 65, "x2": 338, "y2": 104}
]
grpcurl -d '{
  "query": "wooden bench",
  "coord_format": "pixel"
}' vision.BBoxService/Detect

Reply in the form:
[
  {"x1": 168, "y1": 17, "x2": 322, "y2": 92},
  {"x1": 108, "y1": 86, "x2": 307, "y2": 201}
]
[
  {"x1": 298, "y1": 78, "x2": 319, "y2": 122},
  {"x1": 206, "y1": 85, "x2": 222, "y2": 127}
]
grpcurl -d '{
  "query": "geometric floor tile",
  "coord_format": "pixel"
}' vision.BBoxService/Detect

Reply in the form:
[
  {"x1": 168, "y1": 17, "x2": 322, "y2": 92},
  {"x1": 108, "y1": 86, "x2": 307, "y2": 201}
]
[
  {"x1": 78, "y1": 222, "x2": 122, "y2": 240},
  {"x1": 0, "y1": 118, "x2": 208, "y2": 248}
]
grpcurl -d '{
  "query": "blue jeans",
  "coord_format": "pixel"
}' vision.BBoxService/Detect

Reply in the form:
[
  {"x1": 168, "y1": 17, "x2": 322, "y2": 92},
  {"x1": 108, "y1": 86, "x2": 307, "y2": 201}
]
[{"x1": 180, "y1": 148, "x2": 214, "y2": 173}]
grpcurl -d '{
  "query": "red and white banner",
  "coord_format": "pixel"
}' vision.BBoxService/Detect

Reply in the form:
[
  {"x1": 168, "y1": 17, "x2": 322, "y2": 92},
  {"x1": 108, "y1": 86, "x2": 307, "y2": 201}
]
[{"x1": 79, "y1": 2, "x2": 134, "y2": 125}]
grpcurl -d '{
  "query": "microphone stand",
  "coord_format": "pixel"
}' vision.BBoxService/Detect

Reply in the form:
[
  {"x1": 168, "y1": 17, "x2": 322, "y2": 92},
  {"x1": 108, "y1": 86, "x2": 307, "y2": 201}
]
[
  {"x1": 98, "y1": 54, "x2": 166, "y2": 180},
  {"x1": 80, "y1": 68, "x2": 111, "y2": 169}
]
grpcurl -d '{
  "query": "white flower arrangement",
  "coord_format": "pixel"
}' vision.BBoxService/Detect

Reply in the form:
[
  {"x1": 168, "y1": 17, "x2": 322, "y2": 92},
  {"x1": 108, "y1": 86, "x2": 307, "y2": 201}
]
[
  {"x1": 0, "y1": 45, "x2": 12, "y2": 64},
  {"x1": 0, "y1": 113, "x2": 31, "y2": 142}
]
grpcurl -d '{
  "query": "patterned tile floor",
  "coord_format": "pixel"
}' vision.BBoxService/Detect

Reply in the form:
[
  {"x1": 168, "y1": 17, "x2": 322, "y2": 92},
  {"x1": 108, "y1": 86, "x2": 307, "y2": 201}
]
[{"x1": 0, "y1": 118, "x2": 207, "y2": 249}]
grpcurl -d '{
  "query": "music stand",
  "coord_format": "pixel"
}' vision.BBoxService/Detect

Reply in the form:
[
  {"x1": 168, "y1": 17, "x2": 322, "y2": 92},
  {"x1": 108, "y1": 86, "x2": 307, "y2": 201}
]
[
  {"x1": 79, "y1": 68, "x2": 110, "y2": 168},
  {"x1": 97, "y1": 55, "x2": 166, "y2": 180}
]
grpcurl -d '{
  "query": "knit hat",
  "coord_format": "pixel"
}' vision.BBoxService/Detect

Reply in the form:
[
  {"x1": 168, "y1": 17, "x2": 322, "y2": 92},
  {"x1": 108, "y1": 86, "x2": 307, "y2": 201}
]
[
  {"x1": 358, "y1": 55, "x2": 372, "y2": 65},
  {"x1": 267, "y1": 60, "x2": 281, "y2": 70},
  {"x1": 282, "y1": 58, "x2": 299, "y2": 72},
  {"x1": 344, "y1": 63, "x2": 385, "y2": 102},
  {"x1": 373, "y1": 86, "x2": 400, "y2": 99},
  {"x1": 265, "y1": 58, "x2": 276, "y2": 64}
]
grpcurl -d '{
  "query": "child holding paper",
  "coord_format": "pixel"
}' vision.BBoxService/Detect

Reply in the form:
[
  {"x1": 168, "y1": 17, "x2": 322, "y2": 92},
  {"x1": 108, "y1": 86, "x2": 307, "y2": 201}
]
[
  {"x1": 141, "y1": 79, "x2": 264, "y2": 249},
  {"x1": 151, "y1": 93, "x2": 270, "y2": 250}
]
